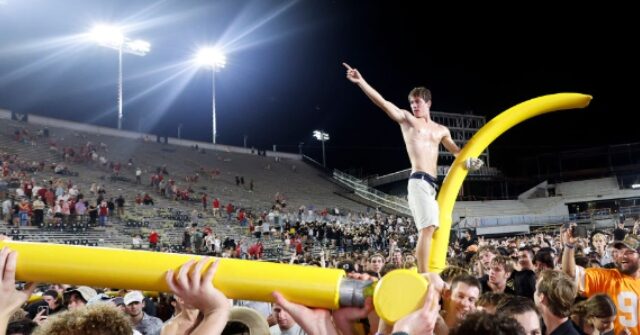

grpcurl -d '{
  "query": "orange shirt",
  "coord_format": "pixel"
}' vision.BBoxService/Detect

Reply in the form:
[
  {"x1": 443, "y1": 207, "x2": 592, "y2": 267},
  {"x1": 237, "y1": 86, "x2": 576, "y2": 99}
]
[{"x1": 584, "y1": 268, "x2": 640, "y2": 335}]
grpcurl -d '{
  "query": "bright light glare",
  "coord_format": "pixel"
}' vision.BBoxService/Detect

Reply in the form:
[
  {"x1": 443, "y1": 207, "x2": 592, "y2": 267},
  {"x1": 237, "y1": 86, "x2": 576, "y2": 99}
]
[
  {"x1": 90, "y1": 25, "x2": 124, "y2": 47},
  {"x1": 313, "y1": 130, "x2": 329, "y2": 141},
  {"x1": 632, "y1": 183, "x2": 640, "y2": 189},
  {"x1": 127, "y1": 39, "x2": 151, "y2": 54},
  {"x1": 195, "y1": 47, "x2": 226, "y2": 69}
]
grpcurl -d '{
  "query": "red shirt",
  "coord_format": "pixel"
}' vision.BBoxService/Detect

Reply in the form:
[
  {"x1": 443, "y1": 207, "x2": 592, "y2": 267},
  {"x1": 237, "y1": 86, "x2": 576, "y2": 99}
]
[{"x1": 149, "y1": 232, "x2": 159, "y2": 243}]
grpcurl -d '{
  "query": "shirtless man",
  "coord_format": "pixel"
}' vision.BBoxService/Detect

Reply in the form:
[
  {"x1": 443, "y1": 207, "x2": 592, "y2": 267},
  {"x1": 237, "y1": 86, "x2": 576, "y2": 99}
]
[{"x1": 344, "y1": 62, "x2": 483, "y2": 273}]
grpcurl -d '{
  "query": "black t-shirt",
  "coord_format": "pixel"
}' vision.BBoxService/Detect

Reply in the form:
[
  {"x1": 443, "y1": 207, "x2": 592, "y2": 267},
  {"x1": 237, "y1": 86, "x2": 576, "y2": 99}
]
[
  {"x1": 480, "y1": 275, "x2": 515, "y2": 295},
  {"x1": 550, "y1": 319, "x2": 580, "y2": 335},
  {"x1": 511, "y1": 269, "x2": 536, "y2": 300},
  {"x1": 613, "y1": 228, "x2": 628, "y2": 241}
]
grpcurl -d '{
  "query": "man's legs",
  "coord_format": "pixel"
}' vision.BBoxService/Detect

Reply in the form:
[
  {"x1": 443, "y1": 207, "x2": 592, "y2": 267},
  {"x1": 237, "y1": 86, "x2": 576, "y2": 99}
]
[
  {"x1": 416, "y1": 226, "x2": 435, "y2": 273},
  {"x1": 407, "y1": 178, "x2": 439, "y2": 273}
]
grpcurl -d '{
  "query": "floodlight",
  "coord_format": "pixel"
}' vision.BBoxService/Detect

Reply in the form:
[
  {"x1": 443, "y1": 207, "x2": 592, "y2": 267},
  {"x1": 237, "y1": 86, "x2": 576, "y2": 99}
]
[
  {"x1": 88, "y1": 24, "x2": 150, "y2": 130},
  {"x1": 312, "y1": 130, "x2": 330, "y2": 167},
  {"x1": 195, "y1": 47, "x2": 227, "y2": 144},
  {"x1": 195, "y1": 47, "x2": 226, "y2": 69}
]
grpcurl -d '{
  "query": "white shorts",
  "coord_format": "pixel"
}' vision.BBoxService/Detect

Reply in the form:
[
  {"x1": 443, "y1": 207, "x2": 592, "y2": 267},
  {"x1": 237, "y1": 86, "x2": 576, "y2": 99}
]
[{"x1": 407, "y1": 178, "x2": 439, "y2": 230}]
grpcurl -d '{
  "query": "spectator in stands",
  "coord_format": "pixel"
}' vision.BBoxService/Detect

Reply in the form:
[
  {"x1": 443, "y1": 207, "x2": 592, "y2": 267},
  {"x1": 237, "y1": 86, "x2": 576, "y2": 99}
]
[
  {"x1": 226, "y1": 203, "x2": 234, "y2": 220},
  {"x1": 149, "y1": 231, "x2": 159, "y2": 251},
  {"x1": 87, "y1": 201, "x2": 98, "y2": 225},
  {"x1": 98, "y1": 200, "x2": 109, "y2": 227},
  {"x1": 132, "y1": 234, "x2": 142, "y2": 249},
  {"x1": 142, "y1": 193, "x2": 154, "y2": 206},
  {"x1": 2, "y1": 197, "x2": 12, "y2": 224},
  {"x1": 115, "y1": 195, "x2": 125, "y2": 218},
  {"x1": 201, "y1": 193, "x2": 207, "y2": 211},
  {"x1": 74, "y1": 199, "x2": 86, "y2": 222},
  {"x1": 135, "y1": 167, "x2": 142, "y2": 184},
  {"x1": 344, "y1": 62, "x2": 483, "y2": 273},
  {"x1": 248, "y1": 241, "x2": 263, "y2": 260},
  {"x1": 212, "y1": 198, "x2": 220, "y2": 217},
  {"x1": 18, "y1": 199, "x2": 29, "y2": 227}
]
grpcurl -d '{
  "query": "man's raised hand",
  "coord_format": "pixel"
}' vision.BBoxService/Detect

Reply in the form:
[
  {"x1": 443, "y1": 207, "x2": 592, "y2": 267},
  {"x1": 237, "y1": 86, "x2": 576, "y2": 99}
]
[
  {"x1": 343, "y1": 63, "x2": 362, "y2": 83},
  {"x1": 464, "y1": 157, "x2": 484, "y2": 172}
]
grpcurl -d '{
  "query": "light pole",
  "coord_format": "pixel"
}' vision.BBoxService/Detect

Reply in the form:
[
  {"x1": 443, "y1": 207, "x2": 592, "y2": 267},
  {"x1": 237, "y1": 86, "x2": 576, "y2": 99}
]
[
  {"x1": 195, "y1": 47, "x2": 226, "y2": 144},
  {"x1": 89, "y1": 25, "x2": 150, "y2": 130},
  {"x1": 313, "y1": 130, "x2": 330, "y2": 168}
]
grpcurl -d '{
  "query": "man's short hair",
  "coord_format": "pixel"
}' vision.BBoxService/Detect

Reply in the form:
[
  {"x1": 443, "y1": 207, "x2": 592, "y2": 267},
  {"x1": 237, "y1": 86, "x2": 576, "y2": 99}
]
[
  {"x1": 477, "y1": 292, "x2": 508, "y2": 309},
  {"x1": 408, "y1": 87, "x2": 432, "y2": 103},
  {"x1": 518, "y1": 246, "x2": 535, "y2": 258},
  {"x1": 490, "y1": 255, "x2": 514, "y2": 273},
  {"x1": 537, "y1": 270, "x2": 577, "y2": 318},
  {"x1": 7, "y1": 319, "x2": 38, "y2": 335},
  {"x1": 497, "y1": 295, "x2": 539, "y2": 317},
  {"x1": 533, "y1": 251, "x2": 554, "y2": 269},
  {"x1": 450, "y1": 274, "x2": 482, "y2": 293},
  {"x1": 477, "y1": 245, "x2": 498, "y2": 256},
  {"x1": 369, "y1": 253, "x2": 384, "y2": 262},
  {"x1": 449, "y1": 311, "x2": 525, "y2": 335},
  {"x1": 440, "y1": 265, "x2": 470, "y2": 283}
]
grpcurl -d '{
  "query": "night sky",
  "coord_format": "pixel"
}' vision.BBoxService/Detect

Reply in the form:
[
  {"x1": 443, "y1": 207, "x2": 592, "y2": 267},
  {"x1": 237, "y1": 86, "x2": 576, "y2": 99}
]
[{"x1": 1, "y1": 1, "x2": 637, "y2": 177}]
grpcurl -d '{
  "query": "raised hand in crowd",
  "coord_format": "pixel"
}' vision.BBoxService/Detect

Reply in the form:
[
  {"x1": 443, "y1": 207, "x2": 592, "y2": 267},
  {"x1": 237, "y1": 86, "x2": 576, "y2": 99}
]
[
  {"x1": 0, "y1": 246, "x2": 37, "y2": 334},
  {"x1": 271, "y1": 291, "x2": 339, "y2": 335},
  {"x1": 165, "y1": 257, "x2": 230, "y2": 335},
  {"x1": 391, "y1": 282, "x2": 441, "y2": 335}
]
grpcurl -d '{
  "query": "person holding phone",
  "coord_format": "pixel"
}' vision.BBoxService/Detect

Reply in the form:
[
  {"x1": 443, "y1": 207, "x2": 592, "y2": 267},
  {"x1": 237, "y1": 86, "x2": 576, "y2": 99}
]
[
  {"x1": 33, "y1": 305, "x2": 49, "y2": 326},
  {"x1": 41, "y1": 289, "x2": 64, "y2": 315},
  {"x1": 562, "y1": 230, "x2": 640, "y2": 335}
]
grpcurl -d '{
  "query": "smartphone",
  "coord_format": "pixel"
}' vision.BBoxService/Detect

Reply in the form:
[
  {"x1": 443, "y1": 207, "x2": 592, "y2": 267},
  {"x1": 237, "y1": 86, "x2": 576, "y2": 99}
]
[
  {"x1": 572, "y1": 225, "x2": 588, "y2": 238},
  {"x1": 37, "y1": 305, "x2": 49, "y2": 316}
]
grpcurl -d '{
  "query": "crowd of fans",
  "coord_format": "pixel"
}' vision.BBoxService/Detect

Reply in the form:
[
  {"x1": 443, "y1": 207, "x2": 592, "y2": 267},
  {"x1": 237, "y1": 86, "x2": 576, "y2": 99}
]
[{"x1": 3, "y1": 126, "x2": 640, "y2": 334}]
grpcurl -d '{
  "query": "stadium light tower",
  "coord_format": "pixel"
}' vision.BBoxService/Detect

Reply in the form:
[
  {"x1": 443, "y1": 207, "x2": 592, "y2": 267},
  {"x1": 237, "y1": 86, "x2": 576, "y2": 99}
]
[
  {"x1": 195, "y1": 47, "x2": 226, "y2": 144},
  {"x1": 89, "y1": 24, "x2": 150, "y2": 130},
  {"x1": 313, "y1": 130, "x2": 330, "y2": 168}
]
